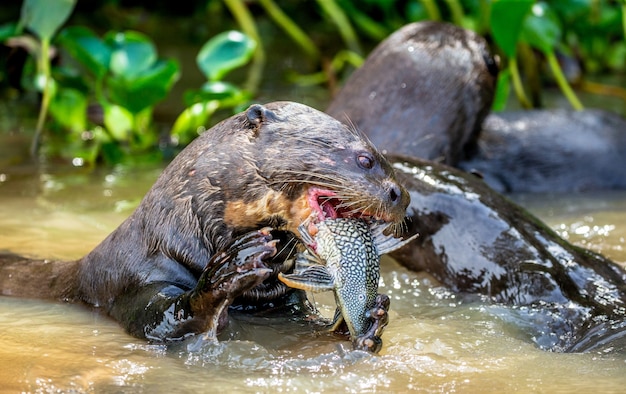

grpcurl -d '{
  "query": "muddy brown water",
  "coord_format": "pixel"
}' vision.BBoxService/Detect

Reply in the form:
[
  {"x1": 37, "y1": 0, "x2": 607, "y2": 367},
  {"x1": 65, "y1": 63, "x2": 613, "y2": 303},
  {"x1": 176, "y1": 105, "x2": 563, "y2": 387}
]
[{"x1": 1, "y1": 155, "x2": 626, "y2": 393}]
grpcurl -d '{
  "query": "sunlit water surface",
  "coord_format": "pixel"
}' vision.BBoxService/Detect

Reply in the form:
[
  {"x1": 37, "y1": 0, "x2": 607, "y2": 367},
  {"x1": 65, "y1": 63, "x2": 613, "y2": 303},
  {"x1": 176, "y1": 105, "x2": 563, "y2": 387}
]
[{"x1": 1, "y1": 162, "x2": 626, "y2": 393}]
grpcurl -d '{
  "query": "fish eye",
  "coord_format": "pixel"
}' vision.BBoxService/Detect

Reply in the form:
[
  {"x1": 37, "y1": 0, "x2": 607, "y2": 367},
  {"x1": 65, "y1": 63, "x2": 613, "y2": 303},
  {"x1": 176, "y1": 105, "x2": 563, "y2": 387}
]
[{"x1": 356, "y1": 153, "x2": 375, "y2": 170}]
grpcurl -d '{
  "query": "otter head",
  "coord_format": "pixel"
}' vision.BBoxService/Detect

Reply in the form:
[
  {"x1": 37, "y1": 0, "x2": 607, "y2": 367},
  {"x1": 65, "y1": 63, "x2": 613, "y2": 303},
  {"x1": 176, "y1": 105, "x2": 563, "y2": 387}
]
[{"x1": 220, "y1": 101, "x2": 410, "y2": 237}]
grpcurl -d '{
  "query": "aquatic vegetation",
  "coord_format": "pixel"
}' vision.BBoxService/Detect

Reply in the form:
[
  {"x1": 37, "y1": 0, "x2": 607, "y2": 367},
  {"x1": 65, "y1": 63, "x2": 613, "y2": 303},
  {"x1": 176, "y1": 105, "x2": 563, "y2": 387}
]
[{"x1": 0, "y1": 0, "x2": 624, "y2": 166}]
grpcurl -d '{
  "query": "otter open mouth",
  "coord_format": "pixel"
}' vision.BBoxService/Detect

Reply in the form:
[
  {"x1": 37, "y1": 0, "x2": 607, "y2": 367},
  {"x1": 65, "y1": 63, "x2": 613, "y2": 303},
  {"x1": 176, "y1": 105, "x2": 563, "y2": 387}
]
[{"x1": 306, "y1": 187, "x2": 386, "y2": 224}]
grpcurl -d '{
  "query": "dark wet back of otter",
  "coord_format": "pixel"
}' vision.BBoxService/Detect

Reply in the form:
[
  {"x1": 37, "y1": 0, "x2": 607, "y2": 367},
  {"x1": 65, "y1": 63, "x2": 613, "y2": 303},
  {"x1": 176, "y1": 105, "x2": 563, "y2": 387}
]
[
  {"x1": 387, "y1": 154, "x2": 626, "y2": 351},
  {"x1": 387, "y1": 154, "x2": 626, "y2": 310},
  {"x1": 327, "y1": 21, "x2": 498, "y2": 166},
  {"x1": 459, "y1": 109, "x2": 626, "y2": 193}
]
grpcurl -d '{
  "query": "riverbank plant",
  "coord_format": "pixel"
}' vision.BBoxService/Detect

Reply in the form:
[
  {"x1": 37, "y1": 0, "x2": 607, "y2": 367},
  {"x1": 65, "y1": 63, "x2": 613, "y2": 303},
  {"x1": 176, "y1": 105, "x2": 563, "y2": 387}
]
[{"x1": 0, "y1": 0, "x2": 624, "y2": 166}]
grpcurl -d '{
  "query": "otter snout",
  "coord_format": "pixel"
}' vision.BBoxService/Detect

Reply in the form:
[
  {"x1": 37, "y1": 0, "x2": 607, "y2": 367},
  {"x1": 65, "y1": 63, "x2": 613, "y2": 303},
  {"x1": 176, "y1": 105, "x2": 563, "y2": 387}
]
[
  {"x1": 370, "y1": 179, "x2": 411, "y2": 223},
  {"x1": 383, "y1": 179, "x2": 410, "y2": 223}
]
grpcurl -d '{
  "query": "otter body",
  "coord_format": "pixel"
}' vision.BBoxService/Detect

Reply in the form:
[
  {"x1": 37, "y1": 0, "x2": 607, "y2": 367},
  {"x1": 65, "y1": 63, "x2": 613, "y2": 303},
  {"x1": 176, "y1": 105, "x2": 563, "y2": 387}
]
[
  {"x1": 388, "y1": 155, "x2": 626, "y2": 352},
  {"x1": 459, "y1": 109, "x2": 626, "y2": 193},
  {"x1": 0, "y1": 102, "x2": 409, "y2": 346},
  {"x1": 327, "y1": 21, "x2": 498, "y2": 166},
  {"x1": 328, "y1": 21, "x2": 626, "y2": 193}
]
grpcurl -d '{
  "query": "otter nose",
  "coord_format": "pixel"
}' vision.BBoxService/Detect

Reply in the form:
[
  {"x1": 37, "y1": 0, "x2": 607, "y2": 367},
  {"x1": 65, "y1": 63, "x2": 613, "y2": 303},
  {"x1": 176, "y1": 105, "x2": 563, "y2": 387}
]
[
  {"x1": 385, "y1": 181, "x2": 408, "y2": 210},
  {"x1": 389, "y1": 184, "x2": 401, "y2": 203}
]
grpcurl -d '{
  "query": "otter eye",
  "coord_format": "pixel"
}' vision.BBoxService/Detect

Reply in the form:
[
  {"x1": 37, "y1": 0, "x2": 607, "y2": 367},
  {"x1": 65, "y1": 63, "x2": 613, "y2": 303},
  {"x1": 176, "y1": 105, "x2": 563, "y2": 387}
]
[{"x1": 356, "y1": 153, "x2": 374, "y2": 169}]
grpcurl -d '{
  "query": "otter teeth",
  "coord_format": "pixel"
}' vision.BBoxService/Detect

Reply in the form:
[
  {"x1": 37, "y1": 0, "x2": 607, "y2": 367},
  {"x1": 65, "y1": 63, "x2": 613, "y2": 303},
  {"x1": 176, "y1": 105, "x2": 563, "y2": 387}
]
[{"x1": 307, "y1": 187, "x2": 339, "y2": 221}]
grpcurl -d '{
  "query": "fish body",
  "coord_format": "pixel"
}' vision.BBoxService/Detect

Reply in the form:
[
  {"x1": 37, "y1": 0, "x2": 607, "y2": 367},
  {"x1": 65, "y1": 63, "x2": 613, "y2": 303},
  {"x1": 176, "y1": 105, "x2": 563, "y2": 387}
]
[{"x1": 279, "y1": 217, "x2": 416, "y2": 340}]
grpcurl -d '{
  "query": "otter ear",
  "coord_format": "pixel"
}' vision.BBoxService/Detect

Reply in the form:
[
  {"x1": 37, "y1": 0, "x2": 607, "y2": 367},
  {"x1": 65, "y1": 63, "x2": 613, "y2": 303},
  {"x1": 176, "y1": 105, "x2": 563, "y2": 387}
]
[{"x1": 245, "y1": 104, "x2": 278, "y2": 133}]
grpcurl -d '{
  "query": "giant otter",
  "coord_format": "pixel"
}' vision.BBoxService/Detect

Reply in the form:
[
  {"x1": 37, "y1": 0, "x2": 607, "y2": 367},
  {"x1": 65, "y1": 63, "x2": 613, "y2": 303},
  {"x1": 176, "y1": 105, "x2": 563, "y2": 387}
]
[
  {"x1": 0, "y1": 101, "x2": 409, "y2": 348},
  {"x1": 387, "y1": 154, "x2": 626, "y2": 352},
  {"x1": 326, "y1": 21, "x2": 499, "y2": 166},
  {"x1": 327, "y1": 21, "x2": 626, "y2": 193}
]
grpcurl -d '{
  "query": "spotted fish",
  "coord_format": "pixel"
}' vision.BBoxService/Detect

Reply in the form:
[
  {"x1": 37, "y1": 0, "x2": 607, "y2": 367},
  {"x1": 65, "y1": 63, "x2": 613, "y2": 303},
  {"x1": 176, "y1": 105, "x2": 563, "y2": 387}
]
[{"x1": 278, "y1": 217, "x2": 417, "y2": 343}]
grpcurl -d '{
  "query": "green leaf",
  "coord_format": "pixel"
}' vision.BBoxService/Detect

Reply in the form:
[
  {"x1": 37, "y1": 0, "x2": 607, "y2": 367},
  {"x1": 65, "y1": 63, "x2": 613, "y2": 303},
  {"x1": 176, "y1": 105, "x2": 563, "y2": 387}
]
[
  {"x1": 58, "y1": 26, "x2": 111, "y2": 79},
  {"x1": 107, "y1": 59, "x2": 180, "y2": 114},
  {"x1": 51, "y1": 65, "x2": 89, "y2": 94},
  {"x1": 20, "y1": 0, "x2": 76, "y2": 40},
  {"x1": 105, "y1": 31, "x2": 157, "y2": 79},
  {"x1": 197, "y1": 30, "x2": 256, "y2": 81},
  {"x1": 521, "y1": 2, "x2": 562, "y2": 54},
  {"x1": 103, "y1": 103, "x2": 133, "y2": 142},
  {"x1": 48, "y1": 87, "x2": 87, "y2": 132},
  {"x1": 492, "y1": 68, "x2": 511, "y2": 112},
  {"x1": 171, "y1": 101, "x2": 220, "y2": 145},
  {"x1": 0, "y1": 22, "x2": 19, "y2": 41},
  {"x1": 490, "y1": 0, "x2": 535, "y2": 58},
  {"x1": 606, "y1": 42, "x2": 626, "y2": 71},
  {"x1": 549, "y1": 0, "x2": 592, "y2": 25},
  {"x1": 183, "y1": 81, "x2": 243, "y2": 106}
]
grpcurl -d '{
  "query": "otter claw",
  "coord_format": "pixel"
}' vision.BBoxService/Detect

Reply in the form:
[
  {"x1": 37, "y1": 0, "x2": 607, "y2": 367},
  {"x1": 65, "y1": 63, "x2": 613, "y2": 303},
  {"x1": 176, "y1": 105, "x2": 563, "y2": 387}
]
[{"x1": 196, "y1": 229, "x2": 277, "y2": 301}]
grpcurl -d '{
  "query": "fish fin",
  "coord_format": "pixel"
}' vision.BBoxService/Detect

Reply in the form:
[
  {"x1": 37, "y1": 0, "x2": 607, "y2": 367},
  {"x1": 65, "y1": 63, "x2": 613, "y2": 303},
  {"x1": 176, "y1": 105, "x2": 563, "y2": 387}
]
[
  {"x1": 297, "y1": 215, "x2": 317, "y2": 248},
  {"x1": 295, "y1": 250, "x2": 324, "y2": 267},
  {"x1": 371, "y1": 224, "x2": 419, "y2": 255},
  {"x1": 328, "y1": 308, "x2": 345, "y2": 331},
  {"x1": 278, "y1": 265, "x2": 335, "y2": 292}
]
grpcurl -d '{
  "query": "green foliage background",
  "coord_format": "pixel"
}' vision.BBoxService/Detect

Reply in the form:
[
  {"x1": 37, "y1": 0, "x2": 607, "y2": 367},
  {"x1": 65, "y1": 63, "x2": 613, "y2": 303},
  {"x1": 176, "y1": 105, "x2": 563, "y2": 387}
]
[{"x1": 0, "y1": 0, "x2": 625, "y2": 167}]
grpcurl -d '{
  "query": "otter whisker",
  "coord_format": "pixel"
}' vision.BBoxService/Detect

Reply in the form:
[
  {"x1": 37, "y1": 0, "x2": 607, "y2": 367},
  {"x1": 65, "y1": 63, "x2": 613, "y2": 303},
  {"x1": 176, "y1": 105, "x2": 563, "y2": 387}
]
[
  {"x1": 276, "y1": 169, "x2": 354, "y2": 183},
  {"x1": 271, "y1": 176, "x2": 348, "y2": 190},
  {"x1": 283, "y1": 135, "x2": 337, "y2": 149}
]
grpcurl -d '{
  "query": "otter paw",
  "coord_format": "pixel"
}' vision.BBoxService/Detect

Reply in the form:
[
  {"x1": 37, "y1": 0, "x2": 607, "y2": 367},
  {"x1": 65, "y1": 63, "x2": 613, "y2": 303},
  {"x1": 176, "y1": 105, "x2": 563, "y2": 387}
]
[
  {"x1": 352, "y1": 294, "x2": 390, "y2": 353},
  {"x1": 197, "y1": 228, "x2": 277, "y2": 302}
]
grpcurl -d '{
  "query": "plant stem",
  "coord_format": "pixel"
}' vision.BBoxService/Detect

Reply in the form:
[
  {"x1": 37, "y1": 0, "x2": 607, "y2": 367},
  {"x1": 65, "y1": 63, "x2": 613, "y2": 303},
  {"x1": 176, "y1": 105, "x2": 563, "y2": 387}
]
[
  {"x1": 444, "y1": 0, "x2": 465, "y2": 26},
  {"x1": 421, "y1": 0, "x2": 441, "y2": 21},
  {"x1": 545, "y1": 51, "x2": 583, "y2": 110},
  {"x1": 222, "y1": 0, "x2": 265, "y2": 95},
  {"x1": 31, "y1": 37, "x2": 52, "y2": 157},
  {"x1": 316, "y1": 0, "x2": 361, "y2": 55},
  {"x1": 476, "y1": 0, "x2": 491, "y2": 35},
  {"x1": 622, "y1": 0, "x2": 626, "y2": 41},
  {"x1": 509, "y1": 56, "x2": 532, "y2": 109},
  {"x1": 257, "y1": 0, "x2": 320, "y2": 61}
]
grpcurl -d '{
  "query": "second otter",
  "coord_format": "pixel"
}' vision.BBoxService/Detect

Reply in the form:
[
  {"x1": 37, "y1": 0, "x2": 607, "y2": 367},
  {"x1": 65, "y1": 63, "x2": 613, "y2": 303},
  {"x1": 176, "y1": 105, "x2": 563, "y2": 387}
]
[
  {"x1": 328, "y1": 21, "x2": 626, "y2": 193},
  {"x1": 327, "y1": 21, "x2": 498, "y2": 166}
]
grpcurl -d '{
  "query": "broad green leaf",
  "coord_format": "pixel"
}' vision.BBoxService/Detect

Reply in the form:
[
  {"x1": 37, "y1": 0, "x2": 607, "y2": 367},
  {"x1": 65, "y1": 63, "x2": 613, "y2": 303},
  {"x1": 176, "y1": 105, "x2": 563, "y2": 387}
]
[
  {"x1": 606, "y1": 42, "x2": 626, "y2": 71},
  {"x1": 549, "y1": 0, "x2": 592, "y2": 24},
  {"x1": 0, "y1": 22, "x2": 19, "y2": 41},
  {"x1": 490, "y1": 0, "x2": 534, "y2": 58},
  {"x1": 48, "y1": 88, "x2": 87, "y2": 132},
  {"x1": 100, "y1": 140, "x2": 125, "y2": 165},
  {"x1": 171, "y1": 101, "x2": 220, "y2": 145},
  {"x1": 50, "y1": 65, "x2": 89, "y2": 94},
  {"x1": 107, "y1": 59, "x2": 180, "y2": 114},
  {"x1": 105, "y1": 31, "x2": 157, "y2": 79},
  {"x1": 491, "y1": 68, "x2": 511, "y2": 112},
  {"x1": 20, "y1": 0, "x2": 76, "y2": 40},
  {"x1": 521, "y1": 3, "x2": 561, "y2": 54},
  {"x1": 183, "y1": 81, "x2": 242, "y2": 106},
  {"x1": 58, "y1": 26, "x2": 111, "y2": 79},
  {"x1": 103, "y1": 103, "x2": 133, "y2": 142},
  {"x1": 197, "y1": 31, "x2": 256, "y2": 81}
]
